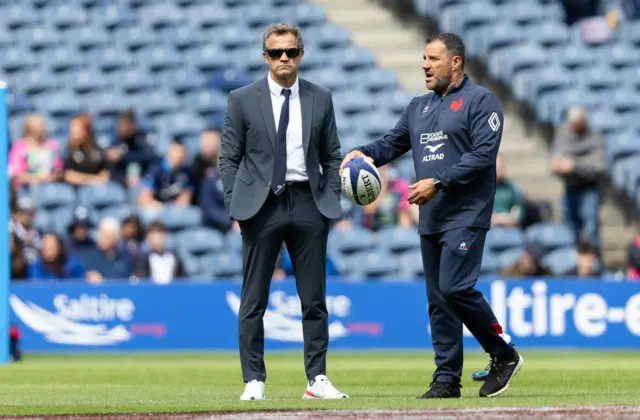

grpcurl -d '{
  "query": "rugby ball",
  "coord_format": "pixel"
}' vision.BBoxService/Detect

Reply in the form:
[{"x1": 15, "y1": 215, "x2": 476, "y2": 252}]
[{"x1": 341, "y1": 157, "x2": 382, "y2": 205}]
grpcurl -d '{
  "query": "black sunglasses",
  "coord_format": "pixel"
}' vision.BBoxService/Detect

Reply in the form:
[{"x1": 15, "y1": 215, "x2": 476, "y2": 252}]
[{"x1": 264, "y1": 48, "x2": 302, "y2": 59}]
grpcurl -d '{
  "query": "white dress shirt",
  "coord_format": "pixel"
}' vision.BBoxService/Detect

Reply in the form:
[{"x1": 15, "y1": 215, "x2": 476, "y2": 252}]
[{"x1": 267, "y1": 74, "x2": 307, "y2": 182}]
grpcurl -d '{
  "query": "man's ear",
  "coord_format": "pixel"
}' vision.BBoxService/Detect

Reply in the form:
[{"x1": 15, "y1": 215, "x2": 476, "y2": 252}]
[{"x1": 452, "y1": 55, "x2": 462, "y2": 72}]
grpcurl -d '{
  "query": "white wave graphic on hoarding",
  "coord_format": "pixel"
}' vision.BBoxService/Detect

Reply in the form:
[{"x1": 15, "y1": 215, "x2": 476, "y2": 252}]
[
  {"x1": 225, "y1": 291, "x2": 348, "y2": 342},
  {"x1": 10, "y1": 295, "x2": 131, "y2": 346}
]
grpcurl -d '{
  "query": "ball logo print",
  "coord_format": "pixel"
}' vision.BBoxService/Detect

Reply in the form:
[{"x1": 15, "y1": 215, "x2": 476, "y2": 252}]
[
  {"x1": 488, "y1": 112, "x2": 500, "y2": 132},
  {"x1": 341, "y1": 157, "x2": 381, "y2": 205}
]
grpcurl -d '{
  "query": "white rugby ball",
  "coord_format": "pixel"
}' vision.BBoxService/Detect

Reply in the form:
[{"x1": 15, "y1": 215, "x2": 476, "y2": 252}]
[{"x1": 341, "y1": 157, "x2": 382, "y2": 205}]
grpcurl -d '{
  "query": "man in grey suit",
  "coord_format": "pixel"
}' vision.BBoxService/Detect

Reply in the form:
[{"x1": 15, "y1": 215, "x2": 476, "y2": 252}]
[{"x1": 220, "y1": 22, "x2": 349, "y2": 401}]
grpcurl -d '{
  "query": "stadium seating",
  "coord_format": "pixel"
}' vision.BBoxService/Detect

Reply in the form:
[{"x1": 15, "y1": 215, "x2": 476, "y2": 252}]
[{"x1": 5, "y1": 0, "x2": 594, "y2": 281}]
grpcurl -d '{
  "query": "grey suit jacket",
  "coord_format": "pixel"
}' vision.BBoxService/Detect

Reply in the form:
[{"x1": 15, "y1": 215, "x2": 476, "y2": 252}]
[{"x1": 220, "y1": 76, "x2": 343, "y2": 221}]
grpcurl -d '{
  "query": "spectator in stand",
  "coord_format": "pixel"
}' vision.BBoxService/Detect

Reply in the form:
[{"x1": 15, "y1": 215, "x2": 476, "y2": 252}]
[
  {"x1": 198, "y1": 146, "x2": 235, "y2": 233},
  {"x1": 550, "y1": 106, "x2": 605, "y2": 251},
  {"x1": 627, "y1": 235, "x2": 640, "y2": 280},
  {"x1": 133, "y1": 222, "x2": 185, "y2": 284},
  {"x1": 360, "y1": 165, "x2": 417, "y2": 231},
  {"x1": 67, "y1": 206, "x2": 95, "y2": 251},
  {"x1": 10, "y1": 197, "x2": 41, "y2": 265},
  {"x1": 120, "y1": 214, "x2": 147, "y2": 257},
  {"x1": 8, "y1": 114, "x2": 63, "y2": 190},
  {"x1": 28, "y1": 233, "x2": 85, "y2": 281},
  {"x1": 500, "y1": 242, "x2": 552, "y2": 277},
  {"x1": 77, "y1": 217, "x2": 134, "y2": 284},
  {"x1": 10, "y1": 231, "x2": 28, "y2": 280},
  {"x1": 492, "y1": 154, "x2": 525, "y2": 228},
  {"x1": 574, "y1": 240, "x2": 601, "y2": 277},
  {"x1": 139, "y1": 138, "x2": 193, "y2": 207},
  {"x1": 192, "y1": 127, "x2": 221, "y2": 205},
  {"x1": 106, "y1": 110, "x2": 158, "y2": 187},
  {"x1": 63, "y1": 114, "x2": 110, "y2": 186}
]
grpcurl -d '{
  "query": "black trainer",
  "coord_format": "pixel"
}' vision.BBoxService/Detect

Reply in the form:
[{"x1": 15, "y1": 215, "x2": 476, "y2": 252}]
[
  {"x1": 418, "y1": 381, "x2": 461, "y2": 399},
  {"x1": 479, "y1": 348, "x2": 524, "y2": 398}
]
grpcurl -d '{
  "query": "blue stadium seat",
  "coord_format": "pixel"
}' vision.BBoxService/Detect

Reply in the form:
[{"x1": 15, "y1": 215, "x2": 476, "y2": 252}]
[
  {"x1": 21, "y1": 69, "x2": 58, "y2": 95},
  {"x1": 440, "y1": 2, "x2": 499, "y2": 35},
  {"x1": 88, "y1": 91, "x2": 135, "y2": 118},
  {"x1": 304, "y1": 68, "x2": 351, "y2": 92},
  {"x1": 541, "y1": 247, "x2": 577, "y2": 276},
  {"x1": 377, "y1": 225, "x2": 421, "y2": 254},
  {"x1": 77, "y1": 182, "x2": 127, "y2": 211},
  {"x1": 235, "y1": 4, "x2": 283, "y2": 28},
  {"x1": 589, "y1": 109, "x2": 627, "y2": 136},
  {"x1": 497, "y1": 247, "x2": 524, "y2": 271},
  {"x1": 3, "y1": 47, "x2": 37, "y2": 73},
  {"x1": 206, "y1": 253, "x2": 243, "y2": 278},
  {"x1": 305, "y1": 23, "x2": 351, "y2": 50},
  {"x1": 328, "y1": 226, "x2": 376, "y2": 255},
  {"x1": 49, "y1": 205, "x2": 76, "y2": 236},
  {"x1": 44, "y1": 4, "x2": 87, "y2": 29},
  {"x1": 486, "y1": 227, "x2": 524, "y2": 252},
  {"x1": 352, "y1": 68, "x2": 399, "y2": 92},
  {"x1": 218, "y1": 26, "x2": 258, "y2": 50},
  {"x1": 113, "y1": 26, "x2": 158, "y2": 51},
  {"x1": 97, "y1": 204, "x2": 133, "y2": 225},
  {"x1": 209, "y1": 69, "x2": 253, "y2": 93},
  {"x1": 374, "y1": 90, "x2": 417, "y2": 114},
  {"x1": 397, "y1": 249, "x2": 424, "y2": 279},
  {"x1": 139, "y1": 45, "x2": 183, "y2": 72},
  {"x1": 162, "y1": 26, "x2": 207, "y2": 51},
  {"x1": 524, "y1": 222, "x2": 575, "y2": 252},
  {"x1": 332, "y1": 90, "x2": 374, "y2": 116},
  {"x1": 467, "y1": 23, "x2": 524, "y2": 59},
  {"x1": 185, "y1": 44, "x2": 232, "y2": 72},
  {"x1": 34, "y1": 209, "x2": 52, "y2": 233},
  {"x1": 608, "y1": 43, "x2": 640, "y2": 69},
  {"x1": 30, "y1": 182, "x2": 76, "y2": 211},
  {"x1": 116, "y1": 67, "x2": 157, "y2": 94},
  {"x1": 91, "y1": 45, "x2": 134, "y2": 73},
  {"x1": 551, "y1": 44, "x2": 596, "y2": 70},
  {"x1": 527, "y1": 21, "x2": 570, "y2": 48},
  {"x1": 161, "y1": 68, "x2": 206, "y2": 94},
  {"x1": 92, "y1": 4, "x2": 137, "y2": 30},
  {"x1": 135, "y1": 89, "x2": 180, "y2": 118},
  {"x1": 138, "y1": 3, "x2": 184, "y2": 29},
  {"x1": 480, "y1": 251, "x2": 499, "y2": 275},
  {"x1": 619, "y1": 20, "x2": 640, "y2": 46},
  {"x1": 184, "y1": 90, "x2": 228, "y2": 118},
  {"x1": 576, "y1": 66, "x2": 621, "y2": 91},
  {"x1": 71, "y1": 68, "x2": 108, "y2": 95},
  {"x1": 186, "y1": 5, "x2": 234, "y2": 29},
  {"x1": 155, "y1": 111, "x2": 207, "y2": 138},
  {"x1": 353, "y1": 112, "x2": 405, "y2": 140},
  {"x1": 44, "y1": 47, "x2": 88, "y2": 74},
  {"x1": 177, "y1": 227, "x2": 224, "y2": 258},
  {"x1": 36, "y1": 91, "x2": 82, "y2": 119},
  {"x1": 489, "y1": 43, "x2": 547, "y2": 82},
  {"x1": 350, "y1": 250, "x2": 400, "y2": 278},
  {"x1": 23, "y1": 25, "x2": 64, "y2": 51},
  {"x1": 336, "y1": 46, "x2": 377, "y2": 71},
  {"x1": 5, "y1": 5, "x2": 40, "y2": 29},
  {"x1": 225, "y1": 231, "x2": 242, "y2": 252},
  {"x1": 500, "y1": 1, "x2": 548, "y2": 27}
]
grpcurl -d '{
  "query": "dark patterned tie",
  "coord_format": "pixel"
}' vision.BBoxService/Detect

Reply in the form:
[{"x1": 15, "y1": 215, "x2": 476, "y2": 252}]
[{"x1": 271, "y1": 88, "x2": 291, "y2": 196}]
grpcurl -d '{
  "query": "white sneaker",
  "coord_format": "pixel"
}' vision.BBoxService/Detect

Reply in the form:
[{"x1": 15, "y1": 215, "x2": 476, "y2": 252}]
[
  {"x1": 303, "y1": 375, "x2": 349, "y2": 399},
  {"x1": 240, "y1": 379, "x2": 265, "y2": 400}
]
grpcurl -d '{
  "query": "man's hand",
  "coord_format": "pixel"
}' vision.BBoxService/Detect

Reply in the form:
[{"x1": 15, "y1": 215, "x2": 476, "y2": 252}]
[
  {"x1": 106, "y1": 148, "x2": 123, "y2": 162},
  {"x1": 339, "y1": 150, "x2": 373, "y2": 177},
  {"x1": 408, "y1": 178, "x2": 437, "y2": 205},
  {"x1": 551, "y1": 157, "x2": 575, "y2": 175}
]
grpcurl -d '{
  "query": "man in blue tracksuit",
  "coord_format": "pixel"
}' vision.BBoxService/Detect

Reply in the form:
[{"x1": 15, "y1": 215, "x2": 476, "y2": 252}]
[{"x1": 342, "y1": 33, "x2": 523, "y2": 399}]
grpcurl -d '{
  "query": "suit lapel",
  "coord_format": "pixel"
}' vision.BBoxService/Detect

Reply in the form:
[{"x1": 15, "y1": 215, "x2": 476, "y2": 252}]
[
  {"x1": 257, "y1": 77, "x2": 277, "y2": 149},
  {"x1": 300, "y1": 80, "x2": 313, "y2": 158}
]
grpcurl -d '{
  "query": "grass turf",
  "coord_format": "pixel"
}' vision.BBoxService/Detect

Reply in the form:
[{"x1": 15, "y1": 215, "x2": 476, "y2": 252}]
[{"x1": 0, "y1": 351, "x2": 639, "y2": 416}]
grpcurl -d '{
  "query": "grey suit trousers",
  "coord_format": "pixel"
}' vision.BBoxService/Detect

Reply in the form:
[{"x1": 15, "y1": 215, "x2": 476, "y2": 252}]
[{"x1": 237, "y1": 181, "x2": 330, "y2": 383}]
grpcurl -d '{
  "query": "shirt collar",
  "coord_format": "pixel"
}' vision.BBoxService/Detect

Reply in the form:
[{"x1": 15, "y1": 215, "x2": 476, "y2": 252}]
[
  {"x1": 443, "y1": 73, "x2": 470, "y2": 96},
  {"x1": 267, "y1": 73, "x2": 299, "y2": 98}
]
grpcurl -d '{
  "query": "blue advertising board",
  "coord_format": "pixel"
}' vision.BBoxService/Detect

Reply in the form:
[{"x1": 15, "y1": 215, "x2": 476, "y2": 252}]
[{"x1": 9, "y1": 278, "x2": 640, "y2": 352}]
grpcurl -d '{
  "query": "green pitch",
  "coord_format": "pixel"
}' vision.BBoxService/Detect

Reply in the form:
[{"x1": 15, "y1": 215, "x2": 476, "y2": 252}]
[{"x1": 0, "y1": 351, "x2": 639, "y2": 416}]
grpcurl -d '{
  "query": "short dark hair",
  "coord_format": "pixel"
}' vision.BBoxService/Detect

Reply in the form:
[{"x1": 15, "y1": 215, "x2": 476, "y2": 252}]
[
  {"x1": 118, "y1": 109, "x2": 136, "y2": 122},
  {"x1": 147, "y1": 222, "x2": 167, "y2": 234},
  {"x1": 426, "y1": 33, "x2": 465, "y2": 69},
  {"x1": 262, "y1": 22, "x2": 304, "y2": 51}
]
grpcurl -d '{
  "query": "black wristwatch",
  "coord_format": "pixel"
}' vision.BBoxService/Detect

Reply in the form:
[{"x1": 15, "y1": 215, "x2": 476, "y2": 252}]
[{"x1": 434, "y1": 179, "x2": 445, "y2": 192}]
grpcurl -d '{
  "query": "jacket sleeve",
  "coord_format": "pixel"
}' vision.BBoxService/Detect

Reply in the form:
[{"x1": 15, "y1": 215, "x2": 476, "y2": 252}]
[
  {"x1": 355, "y1": 99, "x2": 414, "y2": 167},
  {"x1": 319, "y1": 92, "x2": 342, "y2": 197},
  {"x1": 435, "y1": 92, "x2": 503, "y2": 189},
  {"x1": 219, "y1": 91, "x2": 246, "y2": 215}
]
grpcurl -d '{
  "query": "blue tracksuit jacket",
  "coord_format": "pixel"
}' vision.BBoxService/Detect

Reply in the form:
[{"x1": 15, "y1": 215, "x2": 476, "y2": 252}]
[{"x1": 355, "y1": 75, "x2": 504, "y2": 235}]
